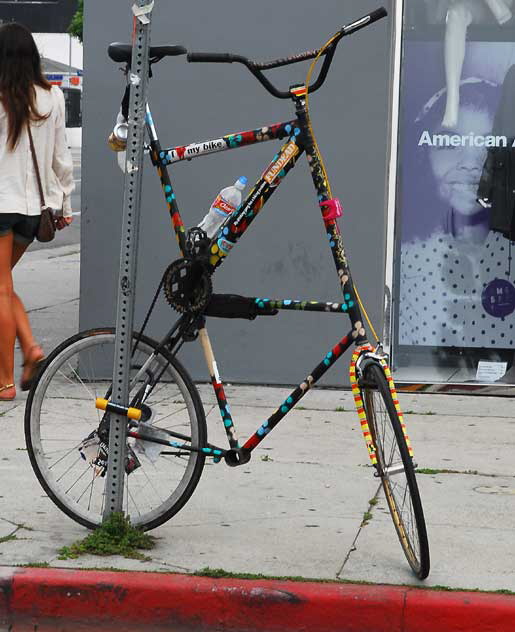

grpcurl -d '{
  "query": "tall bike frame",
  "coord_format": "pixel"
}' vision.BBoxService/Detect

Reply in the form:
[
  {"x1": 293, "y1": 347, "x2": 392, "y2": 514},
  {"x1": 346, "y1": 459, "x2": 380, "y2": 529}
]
[
  {"x1": 25, "y1": 7, "x2": 430, "y2": 580},
  {"x1": 143, "y1": 90, "x2": 369, "y2": 464}
]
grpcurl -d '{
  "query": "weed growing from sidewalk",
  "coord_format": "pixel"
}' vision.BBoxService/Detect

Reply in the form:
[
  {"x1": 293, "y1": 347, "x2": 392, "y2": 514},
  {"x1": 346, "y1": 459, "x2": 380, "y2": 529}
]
[
  {"x1": 417, "y1": 468, "x2": 480, "y2": 476},
  {"x1": 196, "y1": 567, "x2": 335, "y2": 583},
  {"x1": 195, "y1": 568, "x2": 515, "y2": 594},
  {"x1": 360, "y1": 494, "x2": 380, "y2": 527},
  {"x1": 0, "y1": 534, "x2": 18, "y2": 544},
  {"x1": 0, "y1": 521, "x2": 34, "y2": 546},
  {"x1": 57, "y1": 512, "x2": 155, "y2": 561}
]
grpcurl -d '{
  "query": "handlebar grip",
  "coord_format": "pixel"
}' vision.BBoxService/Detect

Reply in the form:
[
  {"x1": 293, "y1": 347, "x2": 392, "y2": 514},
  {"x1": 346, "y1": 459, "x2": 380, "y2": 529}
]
[
  {"x1": 187, "y1": 52, "x2": 236, "y2": 63},
  {"x1": 343, "y1": 7, "x2": 387, "y2": 35},
  {"x1": 368, "y1": 7, "x2": 388, "y2": 23}
]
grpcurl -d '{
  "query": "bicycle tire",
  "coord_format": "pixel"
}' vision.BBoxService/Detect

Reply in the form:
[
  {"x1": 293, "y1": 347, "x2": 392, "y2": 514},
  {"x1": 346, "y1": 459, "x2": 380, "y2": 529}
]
[
  {"x1": 25, "y1": 328, "x2": 207, "y2": 531},
  {"x1": 360, "y1": 362, "x2": 430, "y2": 579}
]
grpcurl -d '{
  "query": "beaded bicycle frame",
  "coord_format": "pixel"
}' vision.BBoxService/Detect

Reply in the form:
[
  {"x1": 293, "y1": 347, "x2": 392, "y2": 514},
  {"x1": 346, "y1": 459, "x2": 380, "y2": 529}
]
[{"x1": 136, "y1": 87, "x2": 401, "y2": 466}]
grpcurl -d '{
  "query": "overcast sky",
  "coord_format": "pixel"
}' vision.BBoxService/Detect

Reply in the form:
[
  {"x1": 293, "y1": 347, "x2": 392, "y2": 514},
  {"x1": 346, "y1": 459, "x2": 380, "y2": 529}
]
[{"x1": 34, "y1": 33, "x2": 83, "y2": 69}]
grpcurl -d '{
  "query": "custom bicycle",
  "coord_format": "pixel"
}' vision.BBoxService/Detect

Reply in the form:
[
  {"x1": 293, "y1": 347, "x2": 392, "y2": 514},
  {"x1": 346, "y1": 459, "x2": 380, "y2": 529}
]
[{"x1": 25, "y1": 7, "x2": 430, "y2": 579}]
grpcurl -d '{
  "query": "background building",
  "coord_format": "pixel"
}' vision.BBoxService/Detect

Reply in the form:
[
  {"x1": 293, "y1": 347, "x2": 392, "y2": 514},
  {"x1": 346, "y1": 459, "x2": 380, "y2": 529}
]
[
  {"x1": 0, "y1": 1, "x2": 83, "y2": 147},
  {"x1": 0, "y1": 0, "x2": 77, "y2": 33}
]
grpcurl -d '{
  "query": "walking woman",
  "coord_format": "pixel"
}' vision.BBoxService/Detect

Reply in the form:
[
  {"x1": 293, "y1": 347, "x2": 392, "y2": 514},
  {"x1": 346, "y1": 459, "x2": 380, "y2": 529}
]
[{"x1": 0, "y1": 23, "x2": 74, "y2": 401}]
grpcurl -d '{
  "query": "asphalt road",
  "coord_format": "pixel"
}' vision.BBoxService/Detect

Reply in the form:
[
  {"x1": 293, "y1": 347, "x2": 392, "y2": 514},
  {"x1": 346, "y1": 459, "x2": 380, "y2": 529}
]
[{"x1": 29, "y1": 146, "x2": 82, "y2": 252}]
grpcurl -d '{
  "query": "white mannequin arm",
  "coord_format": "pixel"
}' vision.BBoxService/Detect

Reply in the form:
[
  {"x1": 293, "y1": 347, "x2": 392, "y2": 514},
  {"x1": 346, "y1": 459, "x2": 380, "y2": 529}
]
[
  {"x1": 442, "y1": 2, "x2": 474, "y2": 128},
  {"x1": 484, "y1": 0, "x2": 512, "y2": 23}
]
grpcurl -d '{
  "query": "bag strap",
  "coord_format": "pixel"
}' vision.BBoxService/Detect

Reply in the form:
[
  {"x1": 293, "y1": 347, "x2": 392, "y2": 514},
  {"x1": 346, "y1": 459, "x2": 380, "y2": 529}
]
[{"x1": 27, "y1": 124, "x2": 46, "y2": 209}]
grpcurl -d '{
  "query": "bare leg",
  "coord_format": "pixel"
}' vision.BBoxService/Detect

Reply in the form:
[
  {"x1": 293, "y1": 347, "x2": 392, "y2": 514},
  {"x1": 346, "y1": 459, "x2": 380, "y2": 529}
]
[
  {"x1": 0, "y1": 234, "x2": 16, "y2": 399},
  {"x1": 11, "y1": 240, "x2": 44, "y2": 386},
  {"x1": 484, "y1": 0, "x2": 513, "y2": 23},
  {"x1": 443, "y1": 2, "x2": 473, "y2": 128},
  {"x1": 11, "y1": 293, "x2": 41, "y2": 357}
]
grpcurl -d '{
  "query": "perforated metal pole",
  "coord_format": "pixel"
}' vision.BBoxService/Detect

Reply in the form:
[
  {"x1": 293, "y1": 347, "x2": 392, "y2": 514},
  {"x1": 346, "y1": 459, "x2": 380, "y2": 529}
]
[{"x1": 103, "y1": 0, "x2": 154, "y2": 520}]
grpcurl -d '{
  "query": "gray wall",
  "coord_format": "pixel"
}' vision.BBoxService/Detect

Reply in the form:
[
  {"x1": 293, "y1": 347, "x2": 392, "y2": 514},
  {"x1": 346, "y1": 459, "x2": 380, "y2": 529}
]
[{"x1": 80, "y1": 0, "x2": 393, "y2": 386}]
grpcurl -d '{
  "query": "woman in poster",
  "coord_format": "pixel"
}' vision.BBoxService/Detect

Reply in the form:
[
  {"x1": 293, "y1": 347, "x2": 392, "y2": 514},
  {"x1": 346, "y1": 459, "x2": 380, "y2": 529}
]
[{"x1": 399, "y1": 78, "x2": 515, "y2": 354}]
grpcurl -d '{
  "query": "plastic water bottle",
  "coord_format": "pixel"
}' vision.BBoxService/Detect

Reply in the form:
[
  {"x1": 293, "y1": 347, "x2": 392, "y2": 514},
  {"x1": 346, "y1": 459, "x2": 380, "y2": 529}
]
[{"x1": 198, "y1": 176, "x2": 247, "y2": 239}]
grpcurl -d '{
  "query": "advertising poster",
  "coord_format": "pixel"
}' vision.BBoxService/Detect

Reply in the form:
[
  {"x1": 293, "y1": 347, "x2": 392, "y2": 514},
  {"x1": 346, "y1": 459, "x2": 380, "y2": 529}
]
[{"x1": 394, "y1": 1, "x2": 515, "y2": 383}]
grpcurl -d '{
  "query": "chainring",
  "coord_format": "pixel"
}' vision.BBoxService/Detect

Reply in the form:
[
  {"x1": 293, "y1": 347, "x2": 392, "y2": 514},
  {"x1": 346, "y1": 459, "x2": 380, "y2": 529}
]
[{"x1": 163, "y1": 258, "x2": 212, "y2": 313}]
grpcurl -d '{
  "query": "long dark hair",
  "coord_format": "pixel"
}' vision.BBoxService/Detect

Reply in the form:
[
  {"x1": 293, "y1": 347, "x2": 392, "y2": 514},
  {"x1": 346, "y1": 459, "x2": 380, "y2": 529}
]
[{"x1": 0, "y1": 22, "x2": 51, "y2": 150}]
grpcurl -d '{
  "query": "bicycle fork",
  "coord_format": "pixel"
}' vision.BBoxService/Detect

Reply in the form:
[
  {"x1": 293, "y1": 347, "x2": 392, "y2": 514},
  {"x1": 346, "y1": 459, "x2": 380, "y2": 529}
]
[{"x1": 349, "y1": 344, "x2": 414, "y2": 469}]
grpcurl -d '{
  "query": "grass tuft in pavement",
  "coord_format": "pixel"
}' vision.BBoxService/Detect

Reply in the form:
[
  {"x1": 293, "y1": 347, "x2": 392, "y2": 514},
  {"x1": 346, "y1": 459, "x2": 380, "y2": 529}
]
[
  {"x1": 0, "y1": 533, "x2": 18, "y2": 545},
  {"x1": 58, "y1": 512, "x2": 155, "y2": 561}
]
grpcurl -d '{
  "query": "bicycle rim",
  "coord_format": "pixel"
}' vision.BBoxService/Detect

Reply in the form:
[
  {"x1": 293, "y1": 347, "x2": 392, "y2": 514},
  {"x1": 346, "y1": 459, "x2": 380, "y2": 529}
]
[
  {"x1": 361, "y1": 362, "x2": 430, "y2": 579},
  {"x1": 25, "y1": 328, "x2": 206, "y2": 531}
]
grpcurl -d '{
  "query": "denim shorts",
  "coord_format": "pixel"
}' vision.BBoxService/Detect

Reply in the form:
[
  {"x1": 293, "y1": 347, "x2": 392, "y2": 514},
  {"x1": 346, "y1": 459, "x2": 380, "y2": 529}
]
[{"x1": 0, "y1": 213, "x2": 41, "y2": 245}]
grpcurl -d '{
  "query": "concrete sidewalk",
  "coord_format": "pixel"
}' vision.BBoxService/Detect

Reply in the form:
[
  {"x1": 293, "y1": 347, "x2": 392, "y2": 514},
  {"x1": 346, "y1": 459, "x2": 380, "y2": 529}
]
[{"x1": 1, "y1": 244, "x2": 515, "y2": 607}]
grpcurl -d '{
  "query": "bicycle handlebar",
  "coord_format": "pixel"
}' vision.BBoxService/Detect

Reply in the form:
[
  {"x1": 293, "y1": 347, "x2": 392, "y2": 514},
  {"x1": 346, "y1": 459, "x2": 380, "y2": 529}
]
[
  {"x1": 187, "y1": 7, "x2": 387, "y2": 99},
  {"x1": 343, "y1": 7, "x2": 387, "y2": 35},
  {"x1": 187, "y1": 52, "x2": 241, "y2": 64}
]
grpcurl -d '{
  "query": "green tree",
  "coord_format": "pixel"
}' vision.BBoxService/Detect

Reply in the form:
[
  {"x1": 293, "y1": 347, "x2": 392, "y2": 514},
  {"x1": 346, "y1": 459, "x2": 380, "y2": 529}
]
[{"x1": 68, "y1": 0, "x2": 83, "y2": 43}]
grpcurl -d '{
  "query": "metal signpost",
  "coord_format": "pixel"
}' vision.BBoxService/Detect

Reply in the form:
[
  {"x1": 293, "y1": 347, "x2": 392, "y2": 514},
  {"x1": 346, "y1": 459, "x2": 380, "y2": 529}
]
[{"x1": 103, "y1": 0, "x2": 154, "y2": 520}]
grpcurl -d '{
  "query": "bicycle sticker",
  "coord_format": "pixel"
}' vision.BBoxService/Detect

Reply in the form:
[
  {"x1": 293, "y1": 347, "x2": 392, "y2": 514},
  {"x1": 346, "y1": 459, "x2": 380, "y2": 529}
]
[
  {"x1": 212, "y1": 194, "x2": 236, "y2": 217},
  {"x1": 168, "y1": 138, "x2": 226, "y2": 162},
  {"x1": 212, "y1": 360, "x2": 221, "y2": 383},
  {"x1": 263, "y1": 141, "x2": 299, "y2": 184}
]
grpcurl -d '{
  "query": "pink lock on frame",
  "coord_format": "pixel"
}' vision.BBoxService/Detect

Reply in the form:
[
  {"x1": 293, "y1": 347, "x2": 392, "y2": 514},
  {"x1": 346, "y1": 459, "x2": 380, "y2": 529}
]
[{"x1": 319, "y1": 198, "x2": 343, "y2": 221}]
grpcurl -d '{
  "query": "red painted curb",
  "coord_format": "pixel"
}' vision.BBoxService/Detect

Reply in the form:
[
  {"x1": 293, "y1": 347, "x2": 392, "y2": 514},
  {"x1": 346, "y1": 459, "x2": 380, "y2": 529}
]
[{"x1": 0, "y1": 567, "x2": 514, "y2": 632}]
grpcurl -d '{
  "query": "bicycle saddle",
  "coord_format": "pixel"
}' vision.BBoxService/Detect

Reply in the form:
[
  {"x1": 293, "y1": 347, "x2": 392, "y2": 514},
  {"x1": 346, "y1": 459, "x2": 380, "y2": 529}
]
[{"x1": 108, "y1": 42, "x2": 187, "y2": 64}]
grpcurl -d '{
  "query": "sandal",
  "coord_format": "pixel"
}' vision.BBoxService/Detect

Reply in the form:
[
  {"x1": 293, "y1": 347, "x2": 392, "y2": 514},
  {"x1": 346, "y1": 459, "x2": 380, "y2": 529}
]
[
  {"x1": 0, "y1": 384, "x2": 15, "y2": 401},
  {"x1": 20, "y1": 345, "x2": 45, "y2": 392}
]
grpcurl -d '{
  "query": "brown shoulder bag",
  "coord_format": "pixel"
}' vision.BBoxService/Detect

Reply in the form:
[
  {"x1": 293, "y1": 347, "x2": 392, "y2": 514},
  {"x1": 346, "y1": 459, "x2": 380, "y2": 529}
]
[{"x1": 27, "y1": 125, "x2": 56, "y2": 243}]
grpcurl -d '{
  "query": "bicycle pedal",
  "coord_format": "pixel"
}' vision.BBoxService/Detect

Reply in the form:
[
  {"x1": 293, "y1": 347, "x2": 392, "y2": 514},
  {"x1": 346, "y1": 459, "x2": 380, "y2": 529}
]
[
  {"x1": 125, "y1": 444, "x2": 141, "y2": 474},
  {"x1": 79, "y1": 430, "x2": 141, "y2": 476},
  {"x1": 79, "y1": 431, "x2": 108, "y2": 477}
]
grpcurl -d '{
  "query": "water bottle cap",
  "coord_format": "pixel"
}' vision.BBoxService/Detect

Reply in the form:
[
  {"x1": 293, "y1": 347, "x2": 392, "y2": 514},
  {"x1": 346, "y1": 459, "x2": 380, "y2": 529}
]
[{"x1": 238, "y1": 176, "x2": 248, "y2": 185}]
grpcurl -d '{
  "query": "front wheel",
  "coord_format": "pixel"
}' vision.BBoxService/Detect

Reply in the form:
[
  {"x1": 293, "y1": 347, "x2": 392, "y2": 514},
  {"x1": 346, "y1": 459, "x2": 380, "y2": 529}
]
[
  {"x1": 360, "y1": 362, "x2": 430, "y2": 579},
  {"x1": 25, "y1": 328, "x2": 207, "y2": 531}
]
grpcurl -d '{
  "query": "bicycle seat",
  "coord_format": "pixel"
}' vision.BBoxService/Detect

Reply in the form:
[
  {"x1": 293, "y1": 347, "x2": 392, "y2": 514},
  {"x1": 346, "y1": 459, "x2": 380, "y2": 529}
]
[{"x1": 108, "y1": 42, "x2": 187, "y2": 64}]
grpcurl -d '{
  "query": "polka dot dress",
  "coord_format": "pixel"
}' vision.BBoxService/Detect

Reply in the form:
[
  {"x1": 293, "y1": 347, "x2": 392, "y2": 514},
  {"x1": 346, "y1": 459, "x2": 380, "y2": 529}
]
[{"x1": 399, "y1": 231, "x2": 515, "y2": 347}]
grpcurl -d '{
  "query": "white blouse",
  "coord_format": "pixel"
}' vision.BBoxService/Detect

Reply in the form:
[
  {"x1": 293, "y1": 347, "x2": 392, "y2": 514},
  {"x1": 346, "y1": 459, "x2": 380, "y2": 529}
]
[
  {"x1": 399, "y1": 230, "x2": 515, "y2": 348},
  {"x1": 0, "y1": 85, "x2": 74, "y2": 217}
]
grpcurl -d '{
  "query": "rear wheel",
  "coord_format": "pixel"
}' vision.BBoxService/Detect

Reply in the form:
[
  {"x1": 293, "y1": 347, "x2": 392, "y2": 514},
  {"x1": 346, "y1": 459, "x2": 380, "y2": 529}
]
[
  {"x1": 360, "y1": 362, "x2": 430, "y2": 579},
  {"x1": 25, "y1": 328, "x2": 207, "y2": 531}
]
